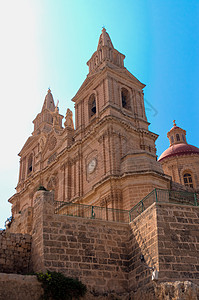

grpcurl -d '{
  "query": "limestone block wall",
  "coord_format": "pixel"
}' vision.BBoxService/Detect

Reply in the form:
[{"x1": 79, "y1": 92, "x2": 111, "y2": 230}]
[
  {"x1": 44, "y1": 218, "x2": 129, "y2": 294},
  {"x1": 0, "y1": 231, "x2": 31, "y2": 274},
  {"x1": 128, "y1": 203, "x2": 159, "y2": 295},
  {"x1": 31, "y1": 191, "x2": 162, "y2": 296},
  {"x1": 30, "y1": 190, "x2": 199, "y2": 297},
  {"x1": 9, "y1": 207, "x2": 33, "y2": 235},
  {"x1": 157, "y1": 202, "x2": 199, "y2": 283},
  {"x1": 31, "y1": 191, "x2": 130, "y2": 294}
]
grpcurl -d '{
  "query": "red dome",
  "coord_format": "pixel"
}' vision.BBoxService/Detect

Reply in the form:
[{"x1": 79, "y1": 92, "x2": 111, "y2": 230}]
[{"x1": 158, "y1": 143, "x2": 199, "y2": 162}]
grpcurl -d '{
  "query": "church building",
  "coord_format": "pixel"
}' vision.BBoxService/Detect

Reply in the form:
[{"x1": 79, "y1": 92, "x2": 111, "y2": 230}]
[
  {"x1": 9, "y1": 28, "x2": 173, "y2": 223},
  {"x1": 2, "y1": 28, "x2": 199, "y2": 299}
]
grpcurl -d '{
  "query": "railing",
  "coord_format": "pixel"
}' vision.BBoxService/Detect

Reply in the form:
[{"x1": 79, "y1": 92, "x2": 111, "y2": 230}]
[
  {"x1": 129, "y1": 188, "x2": 199, "y2": 221},
  {"x1": 55, "y1": 201, "x2": 130, "y2": 223},
  {"x1": 156, "y1": 189, "x2": 198, "y2": 206},
  {"x1": 55, "y1": 189, "x2": 199, "y2": 223},
  {"x1": 129, "y1": 190, "x2": 156, "y2": 222}
]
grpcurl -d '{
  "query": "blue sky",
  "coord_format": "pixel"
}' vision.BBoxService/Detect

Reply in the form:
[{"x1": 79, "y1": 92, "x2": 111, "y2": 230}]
[{"x1": 0, "y1": 0, "x2": 198, "y2": 228}]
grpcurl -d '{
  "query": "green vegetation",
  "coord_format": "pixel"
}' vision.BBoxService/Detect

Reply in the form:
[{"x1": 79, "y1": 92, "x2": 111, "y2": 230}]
[{"x1": 37, "y1": 270, "x2": 87, "y2": 300}]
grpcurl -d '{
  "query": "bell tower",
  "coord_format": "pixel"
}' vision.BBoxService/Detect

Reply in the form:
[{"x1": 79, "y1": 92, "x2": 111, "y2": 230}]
[
  {"x1": 72, "y1": 28, "x2": 170, "y2": 210},
  {"x1": 72, "y1": 28, "x2": 148, "y2": 140}
]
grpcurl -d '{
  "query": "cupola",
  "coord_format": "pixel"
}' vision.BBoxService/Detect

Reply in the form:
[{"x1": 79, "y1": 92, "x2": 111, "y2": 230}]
[
  {"x1": 158, "y1": 121, "x2": 199, "y2": 162},
  {"x1": 167, "y1": 120, "x2": 187, "y2": 146}
]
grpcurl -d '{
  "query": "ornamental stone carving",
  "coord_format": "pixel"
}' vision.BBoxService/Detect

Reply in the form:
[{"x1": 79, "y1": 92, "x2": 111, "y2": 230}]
[{"x1": 48, "y1": 136, "x2": 57, "y2": 151}]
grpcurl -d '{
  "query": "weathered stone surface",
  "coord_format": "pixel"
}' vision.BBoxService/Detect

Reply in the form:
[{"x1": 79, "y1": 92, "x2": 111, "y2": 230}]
[
  {"x1": 2, "y1": 192, "x2": 199, "y2": 298},
  {"x1": 155, "y1": 281, "x2": 199, "y2": 300},
  {"x1": 0, "y1": 273, "x2": 43, "y2": 300},
  {"x1": 157, "y1": 203, "x2": 199, "y2": 284},
  {"x1": 0, "y1": 231, "x2": 31, "y2": 274}
]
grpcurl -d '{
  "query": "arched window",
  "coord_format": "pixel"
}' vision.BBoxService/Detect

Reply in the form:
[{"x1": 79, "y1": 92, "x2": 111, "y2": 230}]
[
  {"x1": 183, "y1": 173, "x2": 193, "y2": 188},
  {"x1": 171, "y1": 136, "x2": 174, "y2": 143},
  {"x1": 176, "y1": 134, "x2": 180, "y2": 141},
  {"x1": 27, "y1": 154, "x2": 33, "y2": 174},
  {"x1": 182, "y1": 134, "x2": 185, "y2": 142},
  {"x1": 121, "y1": 88, "x2": 131, "y2": 111},
  {"x1": 88, "y1": 94, "x2": 96, "y2": 118}
]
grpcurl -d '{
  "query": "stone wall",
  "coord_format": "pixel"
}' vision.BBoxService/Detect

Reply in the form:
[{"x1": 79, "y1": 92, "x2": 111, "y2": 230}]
[
  {"x1": 31, "y1": 191, "x2": 161, "y2": 296},
  {"x1": 29, "y1": 191, "x2": 199, "y2": 297},
  {"x1": 8, "y1": 207, "x2": 33, "y2": 235},
  {"x1": 157, "y1": 202, "x2": 199, "y2": 283},
  {"x1": 31, "y1": 191, "x2": 130, "y2": 295},
  {"x1": 0, "y1": 231, "x2": 31, "y2": 274},
  {"x1": 128, "y1": 203, "x2": 159, "y2": 296},
  {"x1": 0, "y1": 273, "x2": 43, "y2": 300},
  {"x1": 1, "y1": 273, "x2": 198, "y2": 300},
  {"x1": 155, "y1": 281, "x2": 199, "y2": 300}
]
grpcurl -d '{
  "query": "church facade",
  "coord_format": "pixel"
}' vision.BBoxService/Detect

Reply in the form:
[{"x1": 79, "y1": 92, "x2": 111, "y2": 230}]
[{"x1": 9, "y1": 28, "x2": 172, "y2": 221}]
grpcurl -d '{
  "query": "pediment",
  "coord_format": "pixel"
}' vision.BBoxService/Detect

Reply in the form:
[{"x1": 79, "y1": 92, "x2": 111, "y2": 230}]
[
  {"x1": 72, "y1": 65, "x2": 145, "y2": 104},
  {"x1": 72, "y1": 73, "x2": 99, "y2": 102},
  {"x1": 120, "y1": 68, "x2": 146, "y2": 88},
  {"x1": 18, "y1": 136, "x2": 37, "y2": 156}
]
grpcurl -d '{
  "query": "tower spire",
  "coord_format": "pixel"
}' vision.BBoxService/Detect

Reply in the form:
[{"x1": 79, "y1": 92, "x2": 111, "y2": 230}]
[
  {"x1": 33, "y1": 89, "x2": 63, "y2": 134},
  {"x1": 87, "y1": 28, "x2": 125, "y2": 75},
  {"x1": 97, "y1": 27, "x2": 114, "y2": 50},
  {"x1": 42, "y1": 88, "x2": 56, "y2": 112}
]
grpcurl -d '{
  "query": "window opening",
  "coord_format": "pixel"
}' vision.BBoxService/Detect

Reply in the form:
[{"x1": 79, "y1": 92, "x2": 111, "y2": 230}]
[
  {"x1": 121, "y1": 88, "x2": 131, "y2": 110},
  {"x1": 89, "y1": 94, "x2": 96, "y2": 118},
  {"x1": 176, "y1": 134, "x2": 180, "y2": 141},
  {"x1": 27, "y1": 154, "x2": 33, "y2": 174},
  {"x1": 183, "y1": 173, "x2": 193, "y2": 188},
  {"x1": 91, "y1": 99, "x2": 96, "y2": 116},
  {"x1": 122, "y1": 92, "x2": 127, "y2": 107}
]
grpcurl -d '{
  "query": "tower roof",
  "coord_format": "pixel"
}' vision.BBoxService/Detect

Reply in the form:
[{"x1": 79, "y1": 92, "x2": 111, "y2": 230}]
[
  {"x1": 32, "y1": 89, "x2": 63, "y2": 134},
  {"x1": 97, "y1": 27, "x2": 114, "y2": 50},
  {"x1": 72, "y1": 28, "x2": 145, "y2": 102},
  {"x1": 87, "y1": 28, "x2": 125, "y2": 75},
  {"x1": 42, "y1": 89, "x2": 56, "y2": 112}
]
